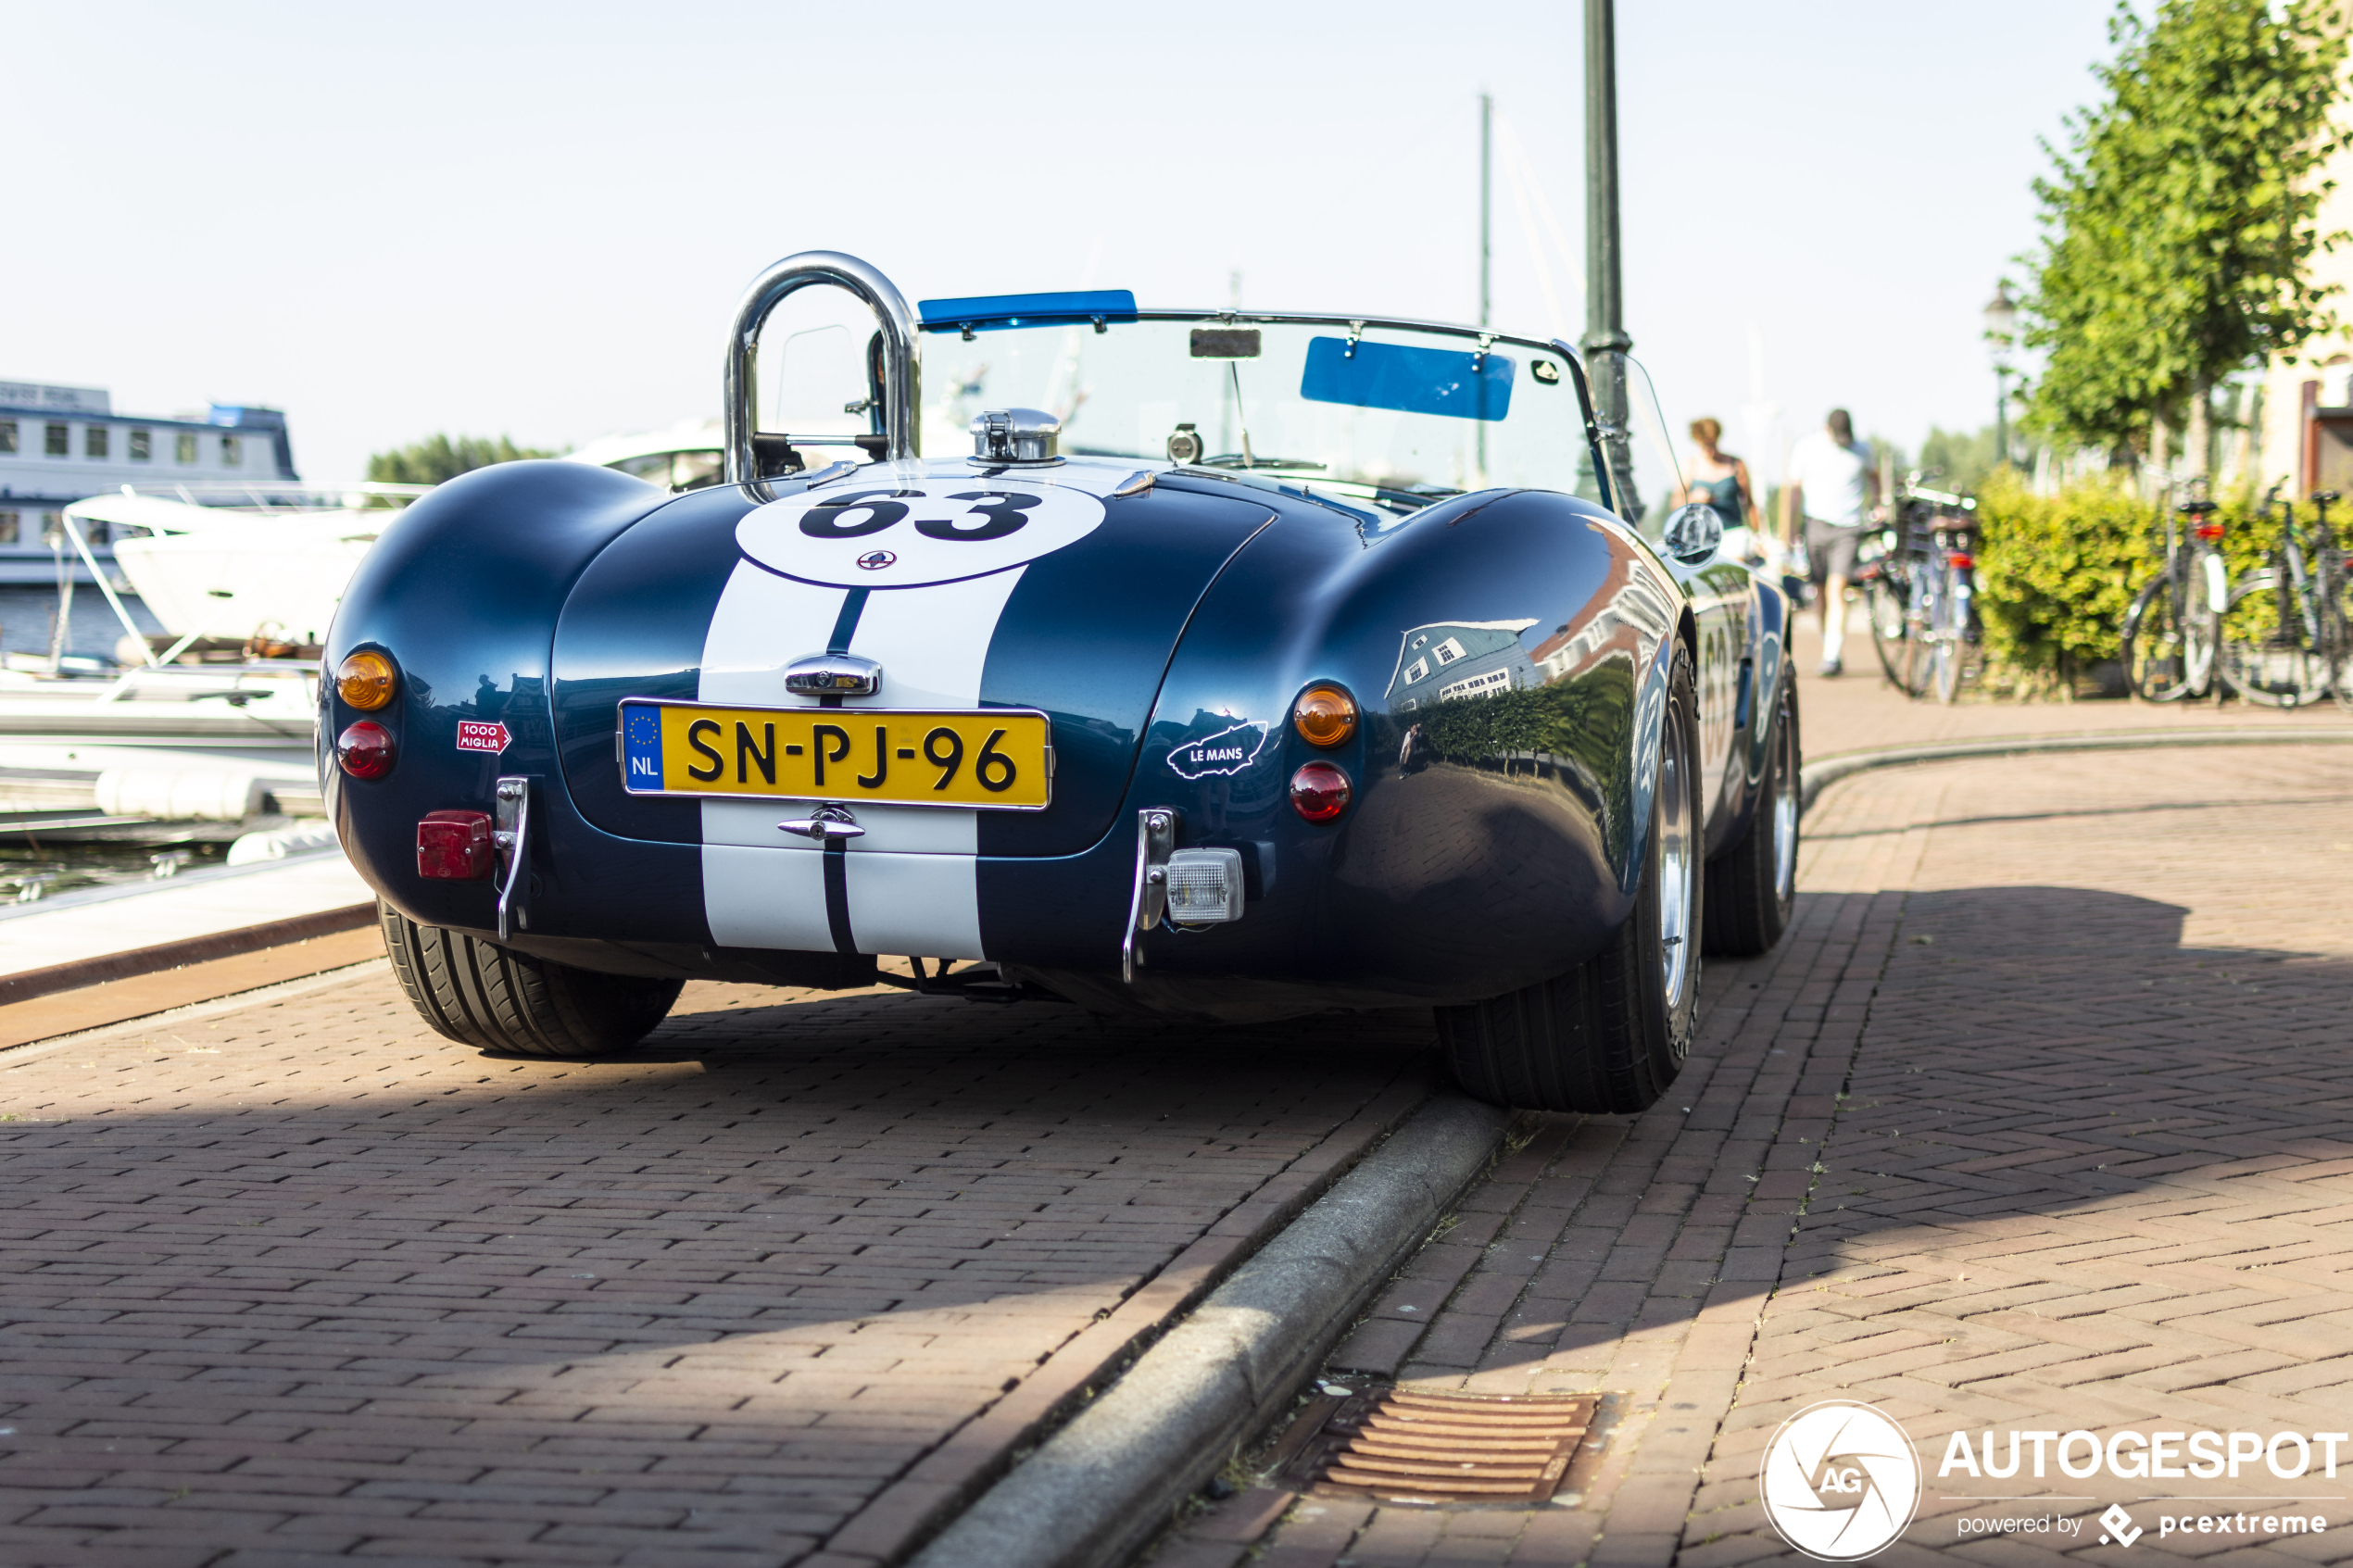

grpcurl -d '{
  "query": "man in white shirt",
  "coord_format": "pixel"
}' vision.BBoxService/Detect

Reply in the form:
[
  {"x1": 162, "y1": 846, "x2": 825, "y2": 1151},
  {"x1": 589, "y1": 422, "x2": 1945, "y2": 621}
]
[{"x1": 1780, "y1": 409, "x2": 1877, "y2": 676}]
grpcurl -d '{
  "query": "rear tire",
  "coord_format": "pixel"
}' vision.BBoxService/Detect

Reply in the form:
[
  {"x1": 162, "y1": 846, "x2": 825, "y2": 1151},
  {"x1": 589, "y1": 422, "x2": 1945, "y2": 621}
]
[
  {"x1": 1704, "y1": 671, "x2": 1798, "y2": 957},
  {"x1": 379, "y1": 900, "x2": 684, "y2": 1058},
  {"x1": 1441, "y1": 646, "x2": 1703, "y2": 1113}
]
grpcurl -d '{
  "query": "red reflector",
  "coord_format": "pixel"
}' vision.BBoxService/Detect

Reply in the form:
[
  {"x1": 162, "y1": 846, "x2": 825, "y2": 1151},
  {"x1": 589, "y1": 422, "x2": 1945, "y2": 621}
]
[
  {"x1": 1290, "y1": 761, "x2": 1353, "y2": 822},
  {"x1": 417, "y1": 809, "x2": 494, "y2": 880},
  {"x1": 2194, "y1": 522, "x2": 2226, "y2": 540},
  {"x1": 337, "y1": 720, "x2": 396, "y2": 780},
  {"x1": 1947, "y1": 552, "x2": 1974, "y2": 570}
]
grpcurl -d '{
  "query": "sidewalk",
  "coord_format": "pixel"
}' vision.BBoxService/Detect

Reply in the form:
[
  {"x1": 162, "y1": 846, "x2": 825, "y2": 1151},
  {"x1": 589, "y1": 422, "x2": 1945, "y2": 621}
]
[
  {"x1": 1195, "y1": 674, "x2": 2353, "y2": 1564},
  {"x1": 0, "y1": 853, "x2": 371, "y2": 976}
]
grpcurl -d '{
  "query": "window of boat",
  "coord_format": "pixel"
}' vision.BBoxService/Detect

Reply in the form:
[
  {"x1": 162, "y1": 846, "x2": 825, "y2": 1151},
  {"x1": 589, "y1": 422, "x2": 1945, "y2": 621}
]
[
  {"x1": 129, "y1": 429, "x2": 151, "y2": 461},
  {"x1": 915, "y1": 313, "x2": 1583, "y2": 508},
  {"x1": 44, "y1": 423, "x2": 68, "y2": 457},
  {"x1": 175, "y1": 432, "x2": 196, "y2": 464},
  {"x1": 85, "y1": 425, "x2": 108, "y2": 459},
  {"x1": 0, "y1": 512, "x2": 18, "y2": 545},
  {"x1": 220, "y1": 434, "x2": 241, "y2": 467},
  {"x1": 0, "y1": 421, "x2": 15, "y2": 454}
]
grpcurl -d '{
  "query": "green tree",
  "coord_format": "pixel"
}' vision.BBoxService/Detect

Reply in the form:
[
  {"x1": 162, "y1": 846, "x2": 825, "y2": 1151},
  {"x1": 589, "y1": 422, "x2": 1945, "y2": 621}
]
[
  {"x1": 366, "y1": 433, "x2": 558, "y2": 485},
  {"x1": 1918, "y1": 425, "x2": 2000, "y2": 493},
  {"x1": 2022, "y1": 0, "x2": 2347, "y2": 471}
]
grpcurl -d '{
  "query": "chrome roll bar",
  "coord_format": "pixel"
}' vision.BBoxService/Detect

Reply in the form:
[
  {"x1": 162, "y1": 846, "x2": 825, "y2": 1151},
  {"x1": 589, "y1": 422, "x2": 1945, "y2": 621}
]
[{"x1": 722, "y1": 251, "x2": 920, "y2": 485}]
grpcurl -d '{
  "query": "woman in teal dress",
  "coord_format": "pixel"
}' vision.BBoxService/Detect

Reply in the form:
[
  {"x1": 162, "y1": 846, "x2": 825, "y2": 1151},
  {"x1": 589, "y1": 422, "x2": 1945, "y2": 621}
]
[{"x1": 1673, "y1": 417, "x2": 1763, "y2": 536}]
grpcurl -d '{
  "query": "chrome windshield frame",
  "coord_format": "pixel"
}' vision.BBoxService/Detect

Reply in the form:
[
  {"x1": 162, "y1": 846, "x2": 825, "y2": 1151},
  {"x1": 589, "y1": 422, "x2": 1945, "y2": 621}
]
[{"x1": 920, "y1": 306, "x2": 1616, "y2": 513}]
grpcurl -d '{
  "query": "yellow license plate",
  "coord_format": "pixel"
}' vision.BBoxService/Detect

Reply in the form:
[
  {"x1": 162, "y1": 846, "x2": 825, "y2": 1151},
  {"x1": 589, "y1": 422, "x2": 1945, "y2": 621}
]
[{"x1": 618, "y1": 700, "x2": 1051, "y2": 809}]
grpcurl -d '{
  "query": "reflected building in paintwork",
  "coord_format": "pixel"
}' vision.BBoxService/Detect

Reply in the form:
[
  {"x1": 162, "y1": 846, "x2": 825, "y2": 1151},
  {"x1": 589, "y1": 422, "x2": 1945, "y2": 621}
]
[
  {"x1": 1528, "y1": 553, "x2": 1675, "y2": 686},
  {"x1": 1385, "y1": 619, "x2": 1539, "y2": 710}
]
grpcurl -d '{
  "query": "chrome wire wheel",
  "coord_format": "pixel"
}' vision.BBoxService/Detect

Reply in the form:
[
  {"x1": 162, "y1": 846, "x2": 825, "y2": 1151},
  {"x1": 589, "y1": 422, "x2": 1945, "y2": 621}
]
[{"x1": 1656, "y1": 693, "x2": 1696, "y2": 1011}]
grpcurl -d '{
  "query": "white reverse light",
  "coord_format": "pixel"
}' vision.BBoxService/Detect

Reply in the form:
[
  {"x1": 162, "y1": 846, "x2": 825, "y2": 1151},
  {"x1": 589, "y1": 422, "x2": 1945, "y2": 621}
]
[{"x1": 1164, "y1": 848, "x2": 1245, "y2": 925}]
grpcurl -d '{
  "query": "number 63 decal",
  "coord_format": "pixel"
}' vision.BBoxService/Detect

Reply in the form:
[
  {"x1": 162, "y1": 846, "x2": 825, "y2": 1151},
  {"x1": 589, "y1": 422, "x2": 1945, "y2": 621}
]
[
  {"x1": 737, "y1": 474, "x2": 1110, "y2": 589},
  {"x1": 799, "y1": 489, "x2": 1042, "y2": 542}
]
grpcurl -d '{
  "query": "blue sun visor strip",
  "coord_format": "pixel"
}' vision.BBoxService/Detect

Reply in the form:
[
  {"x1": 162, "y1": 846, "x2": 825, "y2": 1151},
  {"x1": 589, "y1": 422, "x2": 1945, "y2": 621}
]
[
  {"x1": 1300, "y1": 336, "x2": 1516, "y2": 422},
  {"x1": 916, "y1": 290, "x2": 1140, "y2": 333}
]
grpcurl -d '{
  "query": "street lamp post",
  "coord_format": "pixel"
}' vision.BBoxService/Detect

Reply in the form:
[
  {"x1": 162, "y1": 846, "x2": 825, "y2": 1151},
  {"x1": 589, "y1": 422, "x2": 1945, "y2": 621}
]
[
  {"x1": 1983, "y1": 282, "x2": 2019, "y2": 470},
  {"x1": 1581, "y1": 0, "x2": 1638, "y2": 518}
]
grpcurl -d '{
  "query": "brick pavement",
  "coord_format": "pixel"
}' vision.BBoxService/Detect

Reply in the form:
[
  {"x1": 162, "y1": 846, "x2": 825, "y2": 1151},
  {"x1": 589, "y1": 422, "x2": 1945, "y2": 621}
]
[
  {"x1": 1198, "y1": 742, "x2": 2353, "y2": 1566},
  {"x1": 0, "y1": 972, "x2": 1440, "y2": 1566}
]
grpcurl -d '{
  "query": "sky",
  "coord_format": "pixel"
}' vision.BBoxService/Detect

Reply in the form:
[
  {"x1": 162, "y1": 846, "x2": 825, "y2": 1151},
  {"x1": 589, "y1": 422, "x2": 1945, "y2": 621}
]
[{"x1": 6, "y1": 0, "x2": 2117, "y2": 494}]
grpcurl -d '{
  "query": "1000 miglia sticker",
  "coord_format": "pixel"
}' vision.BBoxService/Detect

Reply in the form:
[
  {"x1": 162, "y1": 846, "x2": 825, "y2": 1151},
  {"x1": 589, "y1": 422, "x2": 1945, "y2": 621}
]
[{"x1": 736, "y1": 462, "x2": 1116, "y2": 587}]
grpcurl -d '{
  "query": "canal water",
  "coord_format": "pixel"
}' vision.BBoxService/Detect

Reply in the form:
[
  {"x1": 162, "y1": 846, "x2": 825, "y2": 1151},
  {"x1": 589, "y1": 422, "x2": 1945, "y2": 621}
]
[
  {"x1": 0, "y1": 583, "x2": 166, "y2": 663},
  {"x1": 1, "y1": 583, "x2": 258, "y2": 901}
]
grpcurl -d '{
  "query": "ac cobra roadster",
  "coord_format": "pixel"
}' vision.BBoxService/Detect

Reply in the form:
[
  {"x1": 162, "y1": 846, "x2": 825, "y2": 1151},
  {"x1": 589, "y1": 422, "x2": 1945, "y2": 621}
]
[{"x1": 323, "y1": 251, "x2": 1798, "y2": 1114}]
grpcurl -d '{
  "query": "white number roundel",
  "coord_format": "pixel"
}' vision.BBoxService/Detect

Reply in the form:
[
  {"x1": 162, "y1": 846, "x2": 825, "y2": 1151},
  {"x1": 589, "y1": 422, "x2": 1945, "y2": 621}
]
[{"x1": 736, "y1": 468, "x2": 1110, "y2": 588}]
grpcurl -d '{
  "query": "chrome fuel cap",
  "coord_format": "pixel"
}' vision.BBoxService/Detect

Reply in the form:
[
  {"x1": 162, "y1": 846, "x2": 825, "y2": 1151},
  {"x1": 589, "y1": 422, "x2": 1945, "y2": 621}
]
[{"x1": 970, "y1": 408, "x2": 1062, "y2": 465}]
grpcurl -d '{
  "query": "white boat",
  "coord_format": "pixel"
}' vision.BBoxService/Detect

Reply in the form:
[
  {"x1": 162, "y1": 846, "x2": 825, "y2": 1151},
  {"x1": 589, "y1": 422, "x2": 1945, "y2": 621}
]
[
  {"x1": 60, "y1": 483, "x2": 431, "y2": 654},
  {"x1": 564, "y1": 418, "x2": 725, "y2": 492}
]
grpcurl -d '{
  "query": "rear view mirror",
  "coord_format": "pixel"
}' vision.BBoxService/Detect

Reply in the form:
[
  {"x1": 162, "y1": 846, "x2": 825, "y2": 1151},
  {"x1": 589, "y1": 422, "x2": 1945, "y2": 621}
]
[{"x1": 1663, "y1": 503, "x2": 1723, "y2": 564}]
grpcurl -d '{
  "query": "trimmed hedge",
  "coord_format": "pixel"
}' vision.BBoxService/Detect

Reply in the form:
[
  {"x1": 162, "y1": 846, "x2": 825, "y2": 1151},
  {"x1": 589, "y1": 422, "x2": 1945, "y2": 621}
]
[{"x1": 1971, "y1": 471, "x2": 2271, "y2": 687}]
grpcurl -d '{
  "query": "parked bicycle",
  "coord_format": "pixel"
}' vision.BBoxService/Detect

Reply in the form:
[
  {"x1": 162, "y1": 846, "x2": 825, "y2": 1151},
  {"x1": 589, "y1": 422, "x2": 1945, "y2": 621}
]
[
  {"x1": 1862, "y1": 476, "x2": 1981, "y2": 703},
  {"x1": 2218, "y1": 486, "x2": 2350, "y2": 709},
  {"x1": 2120, "y1": 495, "x2": 2228, "y2": 702}
]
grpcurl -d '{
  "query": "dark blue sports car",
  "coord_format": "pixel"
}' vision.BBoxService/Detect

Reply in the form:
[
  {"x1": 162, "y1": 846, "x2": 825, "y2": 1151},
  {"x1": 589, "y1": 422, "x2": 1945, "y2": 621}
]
[{"x1": 323, "y1": 251, "x2": 1797, "y2": 1113}]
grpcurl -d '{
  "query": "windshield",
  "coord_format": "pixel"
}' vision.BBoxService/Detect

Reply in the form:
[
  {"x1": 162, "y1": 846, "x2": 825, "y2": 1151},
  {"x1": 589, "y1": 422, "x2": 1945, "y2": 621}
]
[{"x1": 913, "y1": 317, "x2": 1589, "y2": 505}]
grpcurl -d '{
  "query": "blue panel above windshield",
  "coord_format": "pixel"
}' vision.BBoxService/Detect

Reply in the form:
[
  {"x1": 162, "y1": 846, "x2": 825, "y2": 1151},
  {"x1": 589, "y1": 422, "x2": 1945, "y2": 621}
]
[
  {"x1": 917, "y1": 290, "x2": 1140, "y2": 332},
  {"x1": 1299, "y1": 336, "x2": 1516, "y2": 422}
]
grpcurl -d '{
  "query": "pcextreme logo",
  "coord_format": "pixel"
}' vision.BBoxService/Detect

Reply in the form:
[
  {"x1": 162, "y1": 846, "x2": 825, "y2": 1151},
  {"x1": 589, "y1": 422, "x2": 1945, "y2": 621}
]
[{"x1": 1759, "y1": 1400, "x2": 1922, "y2": 1561}]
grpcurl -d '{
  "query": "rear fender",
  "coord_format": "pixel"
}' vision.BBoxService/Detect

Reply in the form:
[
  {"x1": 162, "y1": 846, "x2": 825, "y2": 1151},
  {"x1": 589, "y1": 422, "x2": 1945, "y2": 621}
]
[
  {"x1": 1090, "y1": 486, "x2": 1685, "y2": 1004},
  {"x1": 324, "y1": 460, "x2": 669, "y2": 924}
]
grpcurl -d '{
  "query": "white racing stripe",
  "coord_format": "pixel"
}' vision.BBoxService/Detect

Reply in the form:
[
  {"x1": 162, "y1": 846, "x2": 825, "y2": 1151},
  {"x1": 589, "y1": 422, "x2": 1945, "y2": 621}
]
[
  {"x1": 697, "y1": 458, "x2": 1142, "y2": 960},
  {"x1": 695, "y1": 547, "x2": 1027, "y2": 960}
]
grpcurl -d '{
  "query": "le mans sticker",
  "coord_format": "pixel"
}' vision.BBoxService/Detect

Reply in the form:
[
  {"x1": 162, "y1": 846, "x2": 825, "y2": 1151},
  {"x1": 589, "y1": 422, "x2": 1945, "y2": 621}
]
[{"x1": 1168, "y1": 720, "x2": 1270, "y2": 780}]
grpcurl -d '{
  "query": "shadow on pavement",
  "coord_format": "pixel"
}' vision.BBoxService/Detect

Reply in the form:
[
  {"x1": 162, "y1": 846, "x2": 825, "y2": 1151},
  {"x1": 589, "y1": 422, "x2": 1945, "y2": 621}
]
[{"x1": 1466, "y1": 880, "x2": 2351, "y2": 1372}]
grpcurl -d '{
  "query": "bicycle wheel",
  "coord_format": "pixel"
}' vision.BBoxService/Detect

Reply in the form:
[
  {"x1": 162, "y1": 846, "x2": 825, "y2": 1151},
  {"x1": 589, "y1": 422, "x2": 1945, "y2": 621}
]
[
  {"x1": 2328, "y1": 564, "x2": 2353, "y2": 714},
  {"x1": 2123, "y1": 571, "x2": 2206, "y2": 702},
  {"x1": 2219, "y1": 569, "x2": 2331, "y2": 708},
  {"x1": 1923, "y1": 561, "x2": 1965, "y2": 704},
  {"x1": 1898, "y1": 565, "x2": 1939, "y2": 699},
  {"x1": 1866, "y1": 572, "x2": 1913, "y2": 689}
]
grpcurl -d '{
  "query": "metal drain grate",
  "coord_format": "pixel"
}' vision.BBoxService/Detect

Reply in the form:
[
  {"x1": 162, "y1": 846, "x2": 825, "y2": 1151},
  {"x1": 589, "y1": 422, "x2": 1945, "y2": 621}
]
[{"x1": 1270, "y1": 1385, "x2": 1598, "y2": 1503}]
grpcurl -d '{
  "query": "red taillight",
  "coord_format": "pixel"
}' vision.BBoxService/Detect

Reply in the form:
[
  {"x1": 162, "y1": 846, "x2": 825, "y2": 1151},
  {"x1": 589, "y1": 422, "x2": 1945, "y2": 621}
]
[
  {"x1": 337, "y1": 720, "x2": 396, "y2": 780},
  {"x1": 2194, "y1": 522, "x2": 2226, "y2": 541},
  {"x1": 1290, "y1": 761, "x2": 1353, "y2": 822},
  {"x1": 1947, "y1": 552, "x2": 1974, "y2": 570},
  {"x1": 417, "y1": 809, "x2": 494, "y2": 880}
]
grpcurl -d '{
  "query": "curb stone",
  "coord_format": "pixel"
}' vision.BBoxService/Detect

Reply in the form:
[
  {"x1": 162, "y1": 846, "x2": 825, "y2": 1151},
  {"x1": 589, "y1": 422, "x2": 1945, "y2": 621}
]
[
  {"x1": 904, "y1": 1093, "x2": 1512, "y2": 1568},
  {"x1": 1800, "y1": 724, "x2": 2353, "y2": 812},
  {"x1": 0, "y1": 901, "x2": 376, "y2": 1004}
]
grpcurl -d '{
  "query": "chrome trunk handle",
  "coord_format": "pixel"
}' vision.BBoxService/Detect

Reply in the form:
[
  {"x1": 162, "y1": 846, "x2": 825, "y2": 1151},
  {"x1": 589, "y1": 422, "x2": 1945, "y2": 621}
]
[{"x1": 722, "y1": 250, "x2": 921, "y2": 486}]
